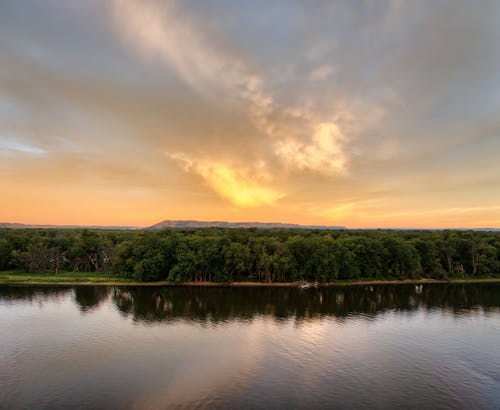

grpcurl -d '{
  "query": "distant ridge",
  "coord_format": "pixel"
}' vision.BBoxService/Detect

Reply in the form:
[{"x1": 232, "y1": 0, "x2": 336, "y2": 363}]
[
  {"x1": 148, "y1": 220, "x2": 346, "y2": 230},
  {"x1": 0, "y1": 222, "x2": 138, "y2": 230}
]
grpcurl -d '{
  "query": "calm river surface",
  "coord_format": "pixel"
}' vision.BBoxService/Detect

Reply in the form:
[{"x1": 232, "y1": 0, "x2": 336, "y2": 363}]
[{"x1": 1, "y1": 283, "x2": 499, "y2": 409}]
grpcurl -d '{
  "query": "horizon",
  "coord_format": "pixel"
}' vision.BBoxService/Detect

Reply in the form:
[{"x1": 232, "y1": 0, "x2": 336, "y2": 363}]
[
  {"x1": 1, "y1": 1, "x2": 500, "y2": 228},
  {"x1": 1, "y1": 218, "x2": 499, "y2": 231}
]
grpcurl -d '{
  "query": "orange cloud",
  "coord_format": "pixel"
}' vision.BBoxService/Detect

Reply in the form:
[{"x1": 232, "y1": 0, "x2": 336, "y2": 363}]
[
  {"x1": 169, "y1": 153, "x2": 282, "y2": 207},
  {"x1": 197, "y1": 162, "x2": 283, "y2": 207}
]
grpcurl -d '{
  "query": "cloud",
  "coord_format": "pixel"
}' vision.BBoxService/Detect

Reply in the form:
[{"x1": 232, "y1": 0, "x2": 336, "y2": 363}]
[
  {"x1": 275, "y1": 122, "x2": 347, "y2": 174},
  {"x1": 197, "y1": 163, "x2": 282, "y2": 207},
  {"x1": 111, "y1": 0, "x2": 273, "y2": 115},
  {"x1": 111, "y1": 0, "x2": 353, "y2": 179},
  {"x1": 0, "y1": 136, "x2": 47, "y2": 156},
  {"x1": 112, "y1": 0, "x2": 223, "y2": 89},
  {"x1": 169, "y1": 153, "x2": 282, "y2": 207},
  {"x1": 111, "y1": 0, "x2": 285, "y2": 150}
]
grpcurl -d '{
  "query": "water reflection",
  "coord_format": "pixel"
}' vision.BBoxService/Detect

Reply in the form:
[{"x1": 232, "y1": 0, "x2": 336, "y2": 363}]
[
  {"x1": 1, "y1": 283, "x2": 498, "y2": 323},
  {"x1": 0, "y1": 285, "x2": 72, "y2": 304},
  {"x1": 1, "y1": 283, "x2": 499, "y2": 409},
  {"x1": 73, "y1": 286, "x2": 111, "y2": 313}
]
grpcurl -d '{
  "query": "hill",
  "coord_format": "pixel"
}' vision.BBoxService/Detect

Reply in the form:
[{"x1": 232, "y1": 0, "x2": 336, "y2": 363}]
[{"x1": 147, "y1": 220, "x2": 346, "y2": 230}]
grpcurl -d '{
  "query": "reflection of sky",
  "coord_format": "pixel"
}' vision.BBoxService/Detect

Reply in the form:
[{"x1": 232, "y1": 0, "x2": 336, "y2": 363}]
[{"x1": 1, "y1": 287, "x2": 499, "y2": 408}]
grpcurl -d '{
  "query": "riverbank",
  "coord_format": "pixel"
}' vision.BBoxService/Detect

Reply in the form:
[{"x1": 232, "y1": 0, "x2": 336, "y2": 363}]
[
  {"x1": 0, "y1": 271, "x2": 134, "y2": 284},
  {"x1": 0, "y1": 271, "x2": 499, "y2": 286}
]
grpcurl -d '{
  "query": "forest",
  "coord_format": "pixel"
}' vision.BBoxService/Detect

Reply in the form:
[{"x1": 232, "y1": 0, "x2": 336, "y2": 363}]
[{"x1": 0, "y1": 228, "x2": 499, "y2": 282}]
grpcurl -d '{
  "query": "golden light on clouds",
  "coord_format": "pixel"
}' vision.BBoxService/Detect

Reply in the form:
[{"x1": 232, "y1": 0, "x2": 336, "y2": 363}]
[
  {"x1": 275, "y1": 122, "x2": 348, "y2": 175},
  {"x1": 197, "y1": 163, "x2": 282, "y2": 207},
  {"x1": 170, "y1": 153, "x2": 282, "y2": 207}
]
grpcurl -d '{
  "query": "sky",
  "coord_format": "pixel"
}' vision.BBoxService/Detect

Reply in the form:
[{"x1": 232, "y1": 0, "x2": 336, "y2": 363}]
[{"x1": 1, "y1": 0, "x2": 500, "y2": 228}]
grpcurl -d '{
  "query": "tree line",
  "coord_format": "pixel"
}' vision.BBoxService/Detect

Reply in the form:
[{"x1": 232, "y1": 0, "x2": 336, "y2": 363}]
[{"x1": 0, "y1": 228, "x2": 499, "y2": 282}]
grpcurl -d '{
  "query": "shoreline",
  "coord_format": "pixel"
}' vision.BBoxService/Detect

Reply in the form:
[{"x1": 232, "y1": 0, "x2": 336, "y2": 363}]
[{"x1": 0, "y1": 276, "x2": 499, "y2": 287}]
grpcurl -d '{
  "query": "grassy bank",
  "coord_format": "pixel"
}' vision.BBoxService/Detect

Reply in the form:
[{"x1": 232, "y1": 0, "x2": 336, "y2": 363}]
[
  {"x1": 0, "y1": 271, "x2": 498, "y2": 286},
  {"x1": 0, "y1": 271, "x2": 134, "y2": 284}
]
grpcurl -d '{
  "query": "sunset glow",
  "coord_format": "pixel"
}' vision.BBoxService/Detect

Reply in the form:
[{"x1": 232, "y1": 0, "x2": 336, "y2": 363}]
[{"x1": 1, "y1": 1, "x2": 499, "y2": 228}]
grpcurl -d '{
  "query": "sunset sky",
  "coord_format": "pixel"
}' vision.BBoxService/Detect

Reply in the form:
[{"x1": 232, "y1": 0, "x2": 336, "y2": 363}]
[{"x1": 1, "y1": 0, "x2": 500, "y2": 228}]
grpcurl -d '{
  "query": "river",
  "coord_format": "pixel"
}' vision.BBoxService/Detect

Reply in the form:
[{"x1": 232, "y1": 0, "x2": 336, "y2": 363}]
[{"x1": 1, "y1": 283, "x2": 499, "y2": 409}]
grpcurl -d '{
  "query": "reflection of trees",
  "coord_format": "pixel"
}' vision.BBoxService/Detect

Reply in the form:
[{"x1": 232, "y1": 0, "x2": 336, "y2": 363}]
[
  {"x1": 0, "y1": 285, "x2": 72, "y2": 304},
  {"x1": 111, "y1": 284, "x2": 500, "y2": 324},
  {"x1": 73, "y1": 286, "x2": 111, "y2": 313},
  {"x1": 1, "y1": 284, "x2": 498, "y2": 322}
]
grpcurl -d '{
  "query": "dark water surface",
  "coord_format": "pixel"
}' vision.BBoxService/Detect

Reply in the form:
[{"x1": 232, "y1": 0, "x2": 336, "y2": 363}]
[{"x1": 1, "y1": 284, "x2": 499, "y2": 409}]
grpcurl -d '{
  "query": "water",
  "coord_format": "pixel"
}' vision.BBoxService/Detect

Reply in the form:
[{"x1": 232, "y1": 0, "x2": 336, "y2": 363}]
[{"x1": 1, "y1": 284, "x2": 499, "y2": 409}]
